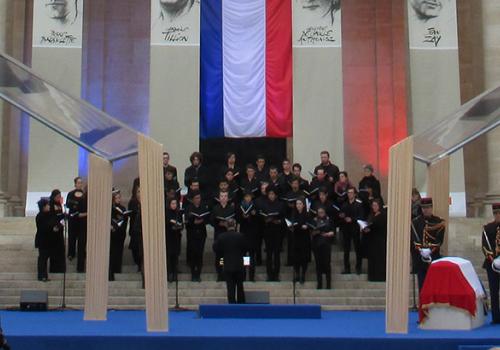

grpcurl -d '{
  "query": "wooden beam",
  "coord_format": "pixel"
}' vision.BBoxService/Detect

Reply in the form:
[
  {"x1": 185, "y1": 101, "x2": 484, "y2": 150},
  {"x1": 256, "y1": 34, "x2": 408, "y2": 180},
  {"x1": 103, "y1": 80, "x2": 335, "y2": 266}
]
[
  {"x1": 385, "y1": 136, "x2": 413, "y2": 334},
  {"x1": 138, "y1": 134, "x2": 168, "y2": 332},
  {"x1": 427, "y1": 157, "x2": 450, "y2": 254},
  {"x1": 84, "y1": 154, "x2": 113, "y2": 320}
]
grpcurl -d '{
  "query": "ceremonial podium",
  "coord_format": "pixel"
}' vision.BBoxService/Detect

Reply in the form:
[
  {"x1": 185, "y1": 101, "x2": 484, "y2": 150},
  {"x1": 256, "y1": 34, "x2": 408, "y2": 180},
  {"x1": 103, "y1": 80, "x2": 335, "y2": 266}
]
[{"x1": 419, "y1": 257, "x2": 487, "y2": 330}]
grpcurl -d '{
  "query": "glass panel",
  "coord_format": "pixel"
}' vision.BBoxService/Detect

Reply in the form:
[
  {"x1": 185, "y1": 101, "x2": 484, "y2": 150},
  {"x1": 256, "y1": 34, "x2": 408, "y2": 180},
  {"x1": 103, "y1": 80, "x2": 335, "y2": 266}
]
[
  {"x1": 0, "y1": 53, "x2": 138, "y2": 161},
  {"x1": 413, "y1": 85, "x2": 500, "y2": 164}
]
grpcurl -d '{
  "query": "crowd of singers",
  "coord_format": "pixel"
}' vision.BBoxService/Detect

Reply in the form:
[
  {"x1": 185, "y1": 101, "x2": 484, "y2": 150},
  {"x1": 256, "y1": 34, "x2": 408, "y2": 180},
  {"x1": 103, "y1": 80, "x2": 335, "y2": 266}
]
[{"x1": 35, "y1": 150, "x2": 388, "y2": 289}]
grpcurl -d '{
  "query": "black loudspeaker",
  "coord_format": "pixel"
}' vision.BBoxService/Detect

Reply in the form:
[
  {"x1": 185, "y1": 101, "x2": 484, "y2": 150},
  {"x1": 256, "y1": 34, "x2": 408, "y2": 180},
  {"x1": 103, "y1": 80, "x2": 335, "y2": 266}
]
[
  {"x1": 20, "y1": 290, "x2": 48, "y2": 311},
  {"x1": 245, "y1": 291, "x2": 270, "y2": 304}
]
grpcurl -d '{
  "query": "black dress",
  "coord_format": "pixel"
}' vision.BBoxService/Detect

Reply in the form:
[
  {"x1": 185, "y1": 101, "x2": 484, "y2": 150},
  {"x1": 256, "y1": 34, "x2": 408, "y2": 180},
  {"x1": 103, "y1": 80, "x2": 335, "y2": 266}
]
[
  {"x1": 260, "y1": 198, "x2": 285, "y2": 281},
  {"x1": 48, "y1": 202, "x2": 66, "y2": 273},
  {"x1": 290, "y1": 210, "x2": 311, "y2": 282},
  {"x1": 110, "y1": 204, "x2": 128, "y2": 276},
  {"x1": 365, "y1": 211, "x2": 387, "y2": 282},
  {"x1": 35, "y1": 211, "x2": 52, "y2": 280},
  {"x1": 66, "y1": 189, "x2": 84, "y2": 259},
  {"x1": 166, "y1": 208, "x2": 183, "y2": 281},
  {"x1": 128, "y1": 198, "x2": 141, "y2": 270},
  {"x1": 310, "y1": 216, "x2": 334, "y2": 289}
]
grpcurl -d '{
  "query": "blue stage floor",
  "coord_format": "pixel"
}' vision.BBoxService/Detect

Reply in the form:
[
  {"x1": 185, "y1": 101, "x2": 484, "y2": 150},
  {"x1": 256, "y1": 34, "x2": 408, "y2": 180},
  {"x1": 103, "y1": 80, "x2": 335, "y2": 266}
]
[{"x1": 2, "y1": 310, "x2": 500, "y2": 350}]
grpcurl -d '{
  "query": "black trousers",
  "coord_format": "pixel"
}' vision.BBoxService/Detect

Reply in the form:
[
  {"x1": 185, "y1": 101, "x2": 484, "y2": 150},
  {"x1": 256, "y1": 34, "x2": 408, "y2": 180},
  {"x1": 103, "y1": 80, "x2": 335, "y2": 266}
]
[
  {"x1": 187, "y1": 230, "x2": 206, "y2": 277},
  {"x1": 487, "y1": 265, "x2": 500, "y2": 323},
  {"x1": 286, "y1": 230, "x2": 294, "y2": 265},
  {"x1": 67, "y1": 220, "x2": 79, "y2": 258},
  {"x1": 416, "y1": 264, "x2": 429, "y2": 292},
  {"x1": 342, "y1": 227, "x2": 362, "y2": 271},
  {"x1": 167, "y1": 253, "x2": 179, "y2": 280},
  {"x1": 110, "y1": 231, "x2": 126, "y2": 274},
  {"x1": 37, "y1": 248, "x2": 50, "y2": 279},
  {"x1": 246, "y1": 249, "x2": 256, "y2": 280},
  {"x1": 77, "y1": 229, "x2": 87, "y2": 273},
  {"x1": 225, "y1": 270, "x2": 245, "y2": 304}
]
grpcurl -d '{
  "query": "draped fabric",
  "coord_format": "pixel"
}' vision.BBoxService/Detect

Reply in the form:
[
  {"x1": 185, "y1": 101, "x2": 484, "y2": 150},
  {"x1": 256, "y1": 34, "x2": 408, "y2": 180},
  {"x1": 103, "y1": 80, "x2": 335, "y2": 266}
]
[{"x1": 200, "y1": 0, "x2": 293, "y2": 139}]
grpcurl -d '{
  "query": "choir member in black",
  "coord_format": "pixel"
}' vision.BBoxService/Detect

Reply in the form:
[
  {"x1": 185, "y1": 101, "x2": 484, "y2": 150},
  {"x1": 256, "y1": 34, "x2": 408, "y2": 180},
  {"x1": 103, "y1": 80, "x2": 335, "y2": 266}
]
[
  {"x1": 213, "y1": 219, "x2": 247, "y2": 304},
  {"x1": 410, "y1": 197, "x2": 445, "y2": 291},
  {"x1": 109, "y1": 190, "x2": 128, "y2": 281},
  {"x1": 309, "y1": 168, "x2": 333, "y2": 201},
  {"x1": 359, "y1": 185, "x2": 385, "y2": 219},
  {"x1": 166, "y1": 198, "x2": 183, "y2": 282},
  {"x1": 211, "y1": 180, "x2": 236, "y2": 209},
  {"x1": 211, "y1": 191, "x2": 236, "y2": 281},
  {"x1": 282, "y1": 177, "x2": 306, "y2": 265},
  {"x1": 185, "y1": 178, "x2": 201, "y2": 204},
  {"x1": 362, "y1": 199, "x2": 387, "y2": 282},
  {"x1": 358, "y1": 164, "x2": 382, "y2": 205},
  {"x1": 66, "y1": 176, "x2": 84, "y2": 260},
  {"x1": 184, "y1": 152, "x2": 209, "y2": 194},
  {"x1": 163, "y1": 151, "x2": 177, "y2": 180},
  {"x1": 224, "y1": 169, "x2": 240, "y2": 200},
  {"x1": 240, "y1": 164, "x2": 260, "y2": 197},
  {"x1": 292, "y1": 163, "x2": 310, "y2": 191},
  {"x1": 254, "y1": 182, "x2": 269, "y2": 265},
  {"x1": 481, "y1": 203, "x2": 500, "y2": 324},
  {"x1": 280, "y1": 159, "x2": 293, "y2": 193},
  {"x1": 164, "y1": 168, "x2": 180, "y2": 200},
  {"x1": 267, "y1": 166, "x2": 284, "y2": 196},
  {"x1": 219, "y1": 152, "x2": 240, "y2": 183},
  {"x1": 334, "y1": 171, "x2": 354, "y2": 206},
  {"x1": 48, "y1": 189, "x2": 66, "y2": 273},
  {"x1": 75, "y1": 189, "x2": 88, "y2": 273},
  {"x1": 310, "y1": 206, "x2": 335, "y2": 289},
  {"x1": 411, "y1": 188, "x2": 422, "y2": 219},
  {"x1": 290, "y1": 198, "x2": 311, "y2": 284},
  {"x1": 311, "y1": 187, "x2": 335, "y2": 220},
  {"x1": 237, "y1": 190, "x2": 258, "y2": 281},
  {"x1": 128, "y1": 181, "x2": 142, "y2": 272},
  {"x1": 185, "y1": 191, "x2": 210, "y2": 282},
  {"x1": 339, "y1": 187, "x2": 364, "y2": 274},
  {"x1": 130, "y1": 187, "x2": 145, "y2": 287},
  {"x1": 35, "y1": 198, "x2": 51, "y2": 281},
  {"x1": 260, "y1": 187, "x2": 285, "y2": 281},
  {"x1": 314, "y1": 150, "x2": 340, "y2": 183},
  {"x1": 255, "y1": 154, "x2": 268, "y2": 184}
]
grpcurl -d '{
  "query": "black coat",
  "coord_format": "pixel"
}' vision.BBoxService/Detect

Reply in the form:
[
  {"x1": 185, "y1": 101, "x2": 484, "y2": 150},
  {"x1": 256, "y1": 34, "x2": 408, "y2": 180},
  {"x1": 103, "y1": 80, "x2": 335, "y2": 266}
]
[
  {"x1": 166, "y1": 209, "x2": 183, "y2": 256},
  {"x1": 365, "y1": 211, "x2": 387, "y2": 281},
  {"x1": 213, "y1": 230, "x2": 247, "y2": 272},
  {"x1": 314, "y1": 162, "x2": 340, "y2": 183},
  {"x1": 237, "y1": 200, "x2": 258, "y2": 250},
  {"x1": 410, "y1": 214, "x2": 445, "y2": 273},
  {"x1": 290, "y1": 210, "x2": 311, "y2": 264},
  {"x1": 482, "y1": 221, "x2": 500, "y2": 269},
  {"x1": 35, "y1": 212, "x2": 52, "y2": 249},
  {"x1": 184, "y1": 164, "x2": 209, "y2": 190}
]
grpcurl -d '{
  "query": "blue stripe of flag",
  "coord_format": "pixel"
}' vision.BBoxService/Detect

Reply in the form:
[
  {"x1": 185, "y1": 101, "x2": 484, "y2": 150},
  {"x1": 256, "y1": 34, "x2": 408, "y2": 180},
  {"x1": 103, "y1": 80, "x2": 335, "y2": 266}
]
[{"x1": 200, "y1": 0, "x2": 224, "y2": 139}]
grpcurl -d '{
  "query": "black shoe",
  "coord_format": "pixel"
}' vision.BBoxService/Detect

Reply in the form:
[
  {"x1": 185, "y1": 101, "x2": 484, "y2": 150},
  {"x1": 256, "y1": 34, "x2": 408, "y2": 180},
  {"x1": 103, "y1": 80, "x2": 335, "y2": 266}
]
[
  {"x1": 191, "y1": 275, "x2": 196, "y2": 282},
  {"x1": 167, "y1": 274, "x2": 174, "y2": 283},
  {"x1": 356, "y1": 267, "x2": 362, "y2": 275},
  {"x1": 266, "y1": 276, "x2": 273, "y2": 282},
  {"x1": 67, "y1": 256, "x2": 74, "y2": 261},
  {"x1": 216, "y1": 274, "x2": 223, "y2": 282},
  {"x1": 342, "y1": 269, "x2": 351, "y2": 275}
]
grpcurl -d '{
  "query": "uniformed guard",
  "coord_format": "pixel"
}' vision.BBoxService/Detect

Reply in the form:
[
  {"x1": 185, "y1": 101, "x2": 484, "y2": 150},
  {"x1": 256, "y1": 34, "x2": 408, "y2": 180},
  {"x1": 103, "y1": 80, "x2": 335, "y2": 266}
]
[
  {"x1": 481, "y1": 203, "x2": 500, "y2": 324},
  {"x1": 410, "y1": 197, "x2": 445, "y2": 291}
]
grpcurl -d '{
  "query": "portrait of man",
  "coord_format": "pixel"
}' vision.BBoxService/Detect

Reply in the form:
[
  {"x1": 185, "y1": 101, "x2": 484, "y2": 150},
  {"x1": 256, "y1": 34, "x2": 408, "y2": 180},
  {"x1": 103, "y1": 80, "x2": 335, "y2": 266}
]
[
  {"x1": 44, "y1": 0, "x2": 79, "y2": 26},
  {"x1": 33, "y1": 0, "x2": 84, "y2": 47},
  {"x1": 159, "y1": 0, "x2": 196, "y2": 23},
  {"x1": 151, "y1": 0, "x2": 200, "y2": 45},
  {"x1": 410, "y1": 0, "x2": 443, "y2": 22},
  {"x1": 298, "y1": 0, "x2": 340, "y2": 25}
]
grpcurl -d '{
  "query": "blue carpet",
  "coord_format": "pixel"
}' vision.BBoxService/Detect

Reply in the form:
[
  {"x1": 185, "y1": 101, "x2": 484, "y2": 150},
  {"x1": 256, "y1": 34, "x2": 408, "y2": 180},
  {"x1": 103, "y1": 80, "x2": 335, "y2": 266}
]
[
  {"x1": 198, "y1": 304, "x2": 322, "y2": 318},
  {"x1": 1, "y1": 310, "x2": 500, "y2": 350}
]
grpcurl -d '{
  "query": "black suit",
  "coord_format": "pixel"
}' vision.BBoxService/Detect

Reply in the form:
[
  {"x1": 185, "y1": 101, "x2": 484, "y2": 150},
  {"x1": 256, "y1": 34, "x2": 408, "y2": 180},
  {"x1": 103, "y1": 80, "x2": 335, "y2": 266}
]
[{"x1": 213, "y1": 230, "x2": 247, "y2": 304}]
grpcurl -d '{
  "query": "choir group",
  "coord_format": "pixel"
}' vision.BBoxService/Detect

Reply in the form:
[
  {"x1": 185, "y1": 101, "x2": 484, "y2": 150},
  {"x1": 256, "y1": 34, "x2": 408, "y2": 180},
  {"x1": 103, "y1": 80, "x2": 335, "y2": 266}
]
[{"x1": 34, "y1": 150, "x2": 388, "y2": 289}]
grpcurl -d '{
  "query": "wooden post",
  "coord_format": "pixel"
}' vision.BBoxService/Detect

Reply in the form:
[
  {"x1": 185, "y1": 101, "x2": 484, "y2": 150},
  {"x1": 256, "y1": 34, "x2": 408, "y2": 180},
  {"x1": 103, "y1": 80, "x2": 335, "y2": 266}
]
[
  {"x1": 138, "y1": 134, "x2": 169, "y2": 332},
  {"x1": 385, "y1": 137, "x2": 413, "y2": 334},
  {"x1": 84, "y1": 154, "x2": 113, "y2": 320},
  {"x1": 427, "y1": 157, "x2": 450, "y2": 255}
]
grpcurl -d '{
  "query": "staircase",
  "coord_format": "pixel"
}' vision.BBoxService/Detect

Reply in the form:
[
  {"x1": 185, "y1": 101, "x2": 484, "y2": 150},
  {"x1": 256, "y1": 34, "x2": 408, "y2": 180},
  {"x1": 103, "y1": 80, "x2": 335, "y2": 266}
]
[{"x1": 0, "y1": 217, "x2": 489, "y2": 310}]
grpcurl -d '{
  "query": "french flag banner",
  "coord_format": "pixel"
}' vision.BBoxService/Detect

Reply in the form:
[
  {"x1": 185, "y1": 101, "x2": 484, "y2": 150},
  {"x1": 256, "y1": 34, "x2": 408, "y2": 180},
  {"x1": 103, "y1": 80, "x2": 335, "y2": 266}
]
[{"x1": 200, "y1": 0, "x2": 293, "y2": 139}]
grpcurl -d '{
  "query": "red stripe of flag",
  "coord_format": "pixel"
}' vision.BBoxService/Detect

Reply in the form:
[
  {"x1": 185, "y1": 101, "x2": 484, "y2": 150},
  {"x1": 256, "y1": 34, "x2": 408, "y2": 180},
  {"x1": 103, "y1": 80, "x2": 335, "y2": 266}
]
[{"x1": 265, "y1": 0, "x2": 293, "y2": 138}]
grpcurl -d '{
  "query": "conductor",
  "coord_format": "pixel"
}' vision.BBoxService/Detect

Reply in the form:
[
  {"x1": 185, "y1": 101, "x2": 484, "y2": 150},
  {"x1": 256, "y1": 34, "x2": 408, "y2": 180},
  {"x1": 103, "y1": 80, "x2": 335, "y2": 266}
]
[{"x1": 213, "y1": 219, "x2": 247, "y2": 304}]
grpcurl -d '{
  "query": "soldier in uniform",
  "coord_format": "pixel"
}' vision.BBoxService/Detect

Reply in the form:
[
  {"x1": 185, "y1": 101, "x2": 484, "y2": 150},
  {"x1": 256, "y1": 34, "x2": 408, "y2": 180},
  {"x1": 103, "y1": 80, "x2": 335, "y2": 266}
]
[
  {"x1": 410, "y1": 197, "x2": 445, "y2": 292},
  {"x1": 481, "y1": 203, "x2": 500, "y2": 324}
]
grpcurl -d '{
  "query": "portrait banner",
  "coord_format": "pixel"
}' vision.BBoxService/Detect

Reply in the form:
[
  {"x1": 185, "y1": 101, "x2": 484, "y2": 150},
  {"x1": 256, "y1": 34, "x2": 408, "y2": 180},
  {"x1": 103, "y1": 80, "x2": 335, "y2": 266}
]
[
  {"x1": 151, "y1": 0, "x2": 200, "y2": 46},
  {"x1": 408, "y1": 0, "x2": 458, "y2": 49},
  {"x1": 32, "y1": 0, "x2": 84, "y2": 48},
  {"x1": 293, "y1": 0, "x2": 341, "y2": 47}
]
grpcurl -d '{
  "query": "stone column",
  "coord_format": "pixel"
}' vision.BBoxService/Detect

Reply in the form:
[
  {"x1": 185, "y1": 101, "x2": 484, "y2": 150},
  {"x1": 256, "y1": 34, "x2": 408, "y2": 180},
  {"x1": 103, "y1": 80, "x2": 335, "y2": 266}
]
[
  {"x1": 482, "y1": 0, "x2": 500, "y2": 205},
  {"x1": 0, "y1": 0, "x2": 28, "y2": 217}
]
